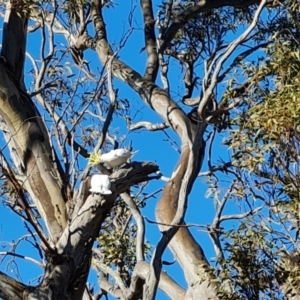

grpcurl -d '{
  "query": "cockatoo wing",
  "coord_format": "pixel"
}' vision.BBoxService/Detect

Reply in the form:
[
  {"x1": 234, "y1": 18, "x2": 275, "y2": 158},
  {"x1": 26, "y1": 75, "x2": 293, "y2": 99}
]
[
  {"x1": 90, "y1": 174, "x2": 112, "y2": 194},
  {"x1": 100, "y1": 149, "x2": 139, "y2": 168},
  {"x1": 114, "y1": 149, "x2": 130, "y2": 157},
  {"x1": 114, "y1": 149, "x2": 139, "y2": 158}
]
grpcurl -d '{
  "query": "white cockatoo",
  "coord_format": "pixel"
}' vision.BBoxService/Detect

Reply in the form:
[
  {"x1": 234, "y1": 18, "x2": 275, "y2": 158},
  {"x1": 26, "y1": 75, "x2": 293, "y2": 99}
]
[
  {"x1": 99, "y1": 149, "x2": 138, "y2": 168},
  {"x1": 89, "y1": 174, "x2": 112, "y2": 195}
]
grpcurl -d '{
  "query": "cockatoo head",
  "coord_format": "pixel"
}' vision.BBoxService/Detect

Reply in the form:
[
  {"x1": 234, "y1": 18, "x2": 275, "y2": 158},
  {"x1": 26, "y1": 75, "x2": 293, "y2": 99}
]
[{"x1": 88, "y1": 148, "x2": 138, "y2": 169}]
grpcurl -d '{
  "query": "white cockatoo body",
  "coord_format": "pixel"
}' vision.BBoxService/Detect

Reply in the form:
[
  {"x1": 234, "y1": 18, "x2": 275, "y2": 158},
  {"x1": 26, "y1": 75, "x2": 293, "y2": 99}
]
[
  {"x1": 89, "y1": 174, "x2": 112, "y2": 195},
  {"x1": 100, "y1": 149, "x2": 138, "y2": 168}
]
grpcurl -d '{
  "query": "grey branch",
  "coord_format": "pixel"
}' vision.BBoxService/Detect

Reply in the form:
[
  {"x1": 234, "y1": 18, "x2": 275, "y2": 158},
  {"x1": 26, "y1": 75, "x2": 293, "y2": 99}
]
[
  {"x1": 120, "y1": 193, "x2": 145, "y2": 261},
  {"x1": 140, "y1": 0, "x2": 158, "y2": 81},
  {"x1": 0, "y1": 252, "x2": 44, "y2": 268},
  {"x1": 219, "y1": 205, "x2": 264, "y2": 223},
  {"x1": 198, "y1": 0, "x2": 267, "y2": 119},
  {"x1": 94, "y1": 260, "x2": 185, "y2": 300},
  {"x1": 0, "y1": 271, "x2": 27, "y2": 300},
  {"x1": 198, "y1": 162, "x2": 232, "y2": 177},
  {"x1": 129, "y1": 121, "x2": 169, "y2": 131}
]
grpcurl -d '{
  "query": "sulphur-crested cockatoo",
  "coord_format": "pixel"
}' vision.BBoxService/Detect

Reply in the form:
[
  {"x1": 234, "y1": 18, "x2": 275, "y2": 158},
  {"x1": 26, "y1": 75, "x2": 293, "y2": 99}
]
[
  {"x1": 99, "y1": 149, "x2": 138, "y2": 168},
  {"x1": 89, "y1": 174, "x2": 112, "y2": 195}
]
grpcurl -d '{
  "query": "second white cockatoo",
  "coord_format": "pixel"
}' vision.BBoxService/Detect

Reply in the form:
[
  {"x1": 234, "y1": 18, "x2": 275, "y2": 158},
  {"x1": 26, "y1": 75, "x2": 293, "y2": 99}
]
[
  {"x1": 99, "y1": 149, "x2": 138, "y2": 168},
  {"x1": 89, "y1": 174, "x2": 112, "y2": 195}
]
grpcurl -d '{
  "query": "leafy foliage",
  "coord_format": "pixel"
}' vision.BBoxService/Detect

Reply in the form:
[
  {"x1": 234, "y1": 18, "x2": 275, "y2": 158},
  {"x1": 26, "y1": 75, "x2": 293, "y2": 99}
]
[{"x1": 218, "y1": 4, "x2": 300, "y2": 297}]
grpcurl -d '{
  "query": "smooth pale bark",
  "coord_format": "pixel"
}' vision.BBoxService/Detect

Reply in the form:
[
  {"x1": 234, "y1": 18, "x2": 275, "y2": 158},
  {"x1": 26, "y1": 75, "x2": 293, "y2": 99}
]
[
  {"x1": 0, "y1": 163, "x2": 158, "y2": 300},
  {"x1": 0, "y1": 8, "x2": 160, "y2": 294},
  {"x1": 94, "y1": 260, "x2": 186, "y2": 299},
  {"x1": 89, "y1": 1, "x2": 217, "y2": 298},
  {"x1": 0, "y1": 4, "x2": 67, "y2": 242},
  {"x1": 132, "y1": 261, "x2": 187, "y2": 300},
  {"x1": 0, "y1": 271, "x2": 26, "y2": 300}
]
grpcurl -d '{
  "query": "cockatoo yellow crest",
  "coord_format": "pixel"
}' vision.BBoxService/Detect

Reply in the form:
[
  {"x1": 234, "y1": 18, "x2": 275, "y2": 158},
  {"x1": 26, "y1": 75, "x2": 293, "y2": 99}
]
[{"x1": 88, "y1": 150, "x2": 102, "y2": 166}]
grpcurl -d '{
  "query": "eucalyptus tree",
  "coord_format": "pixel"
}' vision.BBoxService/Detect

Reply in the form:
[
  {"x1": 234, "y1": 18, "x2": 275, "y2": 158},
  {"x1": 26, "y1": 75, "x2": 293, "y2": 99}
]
[{"x1": 0, "y1": 0, "x2": 299, "y2": 299}]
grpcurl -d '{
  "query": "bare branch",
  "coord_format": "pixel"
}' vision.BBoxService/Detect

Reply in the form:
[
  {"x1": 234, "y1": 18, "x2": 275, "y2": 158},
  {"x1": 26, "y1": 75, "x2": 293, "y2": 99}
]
[
  {"x1": 27, "y1": 21, "x2": 41, "y2": 33},
  {"x1": 158, "y1": 55, "x2": 170, "y2": 92},
  {"x1": 183, "y1": 97, "x2": 200, "y2": 106},
  {"x1": 97, "y1": 271, "x2": 124, "y2": 299},
  {"x1": 155, "y1": 171, "x2": 170, "y2": 182},
  {"x1": 0, "y1": 252, "x2": 43, "y2": 268},
  {"x1": 90, "y1": 0, "x2": 192, "y2": 140},
  {"x1": 198, "y1": 162, "x2": 232, "y2": 177},
  {"x1": 144, "y1": 216, "x2": 214, "y2": 230},
  {"x1": 94, "y1": 260, "x2": 186, "y2": 300},
  {"x1": 92, "y1": 257, "x2": 127, "y2": 294},
  {"x1": 140, "y1": 0, "x2": 158, "y2": 81},
  {"x1": 207, "y1": 128, "x2": 216, "y2": 169},
  {"x1": 120, "y1": 193, "x2": 145, "y2": 261},
  {"x1": 28, "y1": 81, "x2": 59, "y2": 97},
  {"x1": 219, "y1": 205, "x2": 264, "y2": 223},
  {"x1": 37, "y1": 93, "x2": 90, "y2": 159},
  {"x1": 93, "y1": 57, "x2": 116, "y2": 153},
  {"x1": 129, "y1": 121, "x2": 169, "y2": 131},
  {"x1": 135, "y1": 261, "x2": 186, "y2": 300},
  {"x1": 217, "y1": 41, "x2": 269, "y2": 83},
  {"x1": 198, "y1": 0, "x2": 267, "y2": 119},
  {"x1": 82, "y1": 55, "x2": 116, "y2": 179},
  {"x1": 209, "y1": 183, "x2": 236, "y2": 261}
]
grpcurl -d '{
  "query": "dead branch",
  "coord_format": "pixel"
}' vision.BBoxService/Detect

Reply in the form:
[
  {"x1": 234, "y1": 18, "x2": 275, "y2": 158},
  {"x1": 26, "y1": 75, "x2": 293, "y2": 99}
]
[{"x1": 129, "y1": 121, "x2": 169, "y2": 131}]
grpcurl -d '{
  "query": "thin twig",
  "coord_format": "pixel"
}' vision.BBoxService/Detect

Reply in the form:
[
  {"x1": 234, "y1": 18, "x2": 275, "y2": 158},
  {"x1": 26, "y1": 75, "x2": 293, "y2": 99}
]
[
  {"x1": 198, "y1": 0, "x2": 267, "y2": 119},
  {"x1": 0, "y1": 252, "x2": 44, "y2": 268}
]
